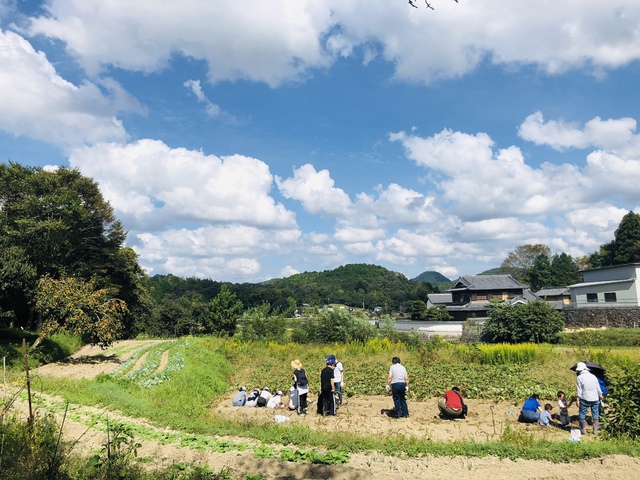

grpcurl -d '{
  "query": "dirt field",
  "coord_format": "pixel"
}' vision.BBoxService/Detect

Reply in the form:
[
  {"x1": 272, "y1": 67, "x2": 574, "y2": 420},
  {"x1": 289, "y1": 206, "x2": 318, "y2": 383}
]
[{"x1": 7, "y1": 340, "x2": 640, "y2": 479}]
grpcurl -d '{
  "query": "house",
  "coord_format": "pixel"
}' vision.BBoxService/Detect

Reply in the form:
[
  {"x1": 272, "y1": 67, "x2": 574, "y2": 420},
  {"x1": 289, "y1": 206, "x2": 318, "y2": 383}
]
[
  {"x1": 534, "y1": 287, "x2": 572, "y2": 306},
  {"x1": 426, "y1": 293, "x2": 452, "y2": 308},
  {"x1": 569, "y1": 263, "x2": 640, "y2": 307},
  {"x1": 446, "y1": 275, "x2": 528, "y2": 321}
]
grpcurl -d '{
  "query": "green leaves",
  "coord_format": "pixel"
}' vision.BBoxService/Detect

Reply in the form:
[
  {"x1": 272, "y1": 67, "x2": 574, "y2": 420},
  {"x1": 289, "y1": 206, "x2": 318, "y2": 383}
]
[{"x1": 482, "y1": 301, "x2": 564, "y2": 344}]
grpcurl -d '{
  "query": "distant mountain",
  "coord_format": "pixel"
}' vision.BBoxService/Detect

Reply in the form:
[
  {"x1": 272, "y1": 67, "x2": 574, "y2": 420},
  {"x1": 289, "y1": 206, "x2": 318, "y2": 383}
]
[{"x1": 412, "y1": 271, "x2": 451, "y2": 283}]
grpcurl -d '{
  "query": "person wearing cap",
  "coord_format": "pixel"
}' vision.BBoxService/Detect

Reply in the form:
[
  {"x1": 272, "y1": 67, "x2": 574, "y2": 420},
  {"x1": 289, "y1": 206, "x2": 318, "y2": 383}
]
[
  {"x1": 291, "y1": 359, "x2": 309, "y2": 415},
  {"x1": 575, "y1": 361, "x2": 603, "y2": 434},
  {"x1": 386, "y1": 357, "x2": 409, "y2": 418},
  {"x1": 267, "y1": 390, "x2": 283, "y2": 409},
  {"x1": 245, "y1": 388, "x2": 261, "y2": 407},
  {"x1": 320, "y1": 358, "x2": 337, "y2": 416},
  {"x1": 232, "y1": 386, "x2": 247, "y2": 407}
]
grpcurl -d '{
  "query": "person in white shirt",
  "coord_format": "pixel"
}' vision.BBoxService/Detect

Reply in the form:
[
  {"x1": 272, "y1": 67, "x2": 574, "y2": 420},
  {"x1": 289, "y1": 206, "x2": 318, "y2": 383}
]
[
  {"x1": 575, "y1": 362, "x2": 602, "y2": 434},
  {"x1": 386, "y1": 357, "x2": 409, "y2": 418},
  {"x1": 333, "y1": 359, "x2": 344, "y2": 406},
  {"x1": 267, "y1": 390, "x2": 283, "y2": 409}
]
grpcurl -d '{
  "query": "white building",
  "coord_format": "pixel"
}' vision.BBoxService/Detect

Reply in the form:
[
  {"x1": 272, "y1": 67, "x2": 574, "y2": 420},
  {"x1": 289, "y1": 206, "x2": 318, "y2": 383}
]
[{"x1": 569, "y1": 263, "x2": 640, "y2": 307}]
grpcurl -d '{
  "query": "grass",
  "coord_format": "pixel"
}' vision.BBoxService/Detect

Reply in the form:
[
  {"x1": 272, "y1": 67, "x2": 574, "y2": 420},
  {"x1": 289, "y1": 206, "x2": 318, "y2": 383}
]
[
  {"x1": 17, "y1": 335, "x2": 640, "y2": 465},
  {"x1": 559, "y1": 328, "x2": 640, "y2": 347}
]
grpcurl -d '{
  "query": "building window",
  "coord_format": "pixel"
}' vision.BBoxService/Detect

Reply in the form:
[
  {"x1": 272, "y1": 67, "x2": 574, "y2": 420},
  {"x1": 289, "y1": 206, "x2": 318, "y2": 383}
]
[
  {"x1": 476, "y1": 294, "x2": 487, "y2": 300},
  {"x1": 604, "y1": 292, "x2": 617, "y2": 303},
  {"x1": 586, "y1": 293, "x2": 598, "y2": 303}
]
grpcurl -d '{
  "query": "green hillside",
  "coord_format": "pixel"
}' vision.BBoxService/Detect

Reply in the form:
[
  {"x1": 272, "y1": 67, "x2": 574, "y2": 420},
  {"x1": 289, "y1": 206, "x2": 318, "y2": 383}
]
[{"x1": 412, "y1": 271, "x2": 451, "y2": 283}]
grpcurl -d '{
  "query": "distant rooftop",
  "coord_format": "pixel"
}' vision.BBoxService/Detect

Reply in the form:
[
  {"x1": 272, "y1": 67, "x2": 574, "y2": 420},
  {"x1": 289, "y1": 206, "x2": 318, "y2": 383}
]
[{"x1": 449, "y1": 275, "x2": 527, "y2": 292}]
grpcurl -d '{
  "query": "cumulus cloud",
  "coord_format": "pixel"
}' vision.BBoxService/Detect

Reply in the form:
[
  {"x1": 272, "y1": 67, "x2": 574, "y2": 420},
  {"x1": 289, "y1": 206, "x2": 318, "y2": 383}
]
[
  {"x1": 26, "y1": 1, "x2": 640, "y2": 85},
  {"x1": 0, "y1": 29, "x2": 138, "y2": 149},
  {"x1": 391, "y1": 127, "x2": 592, "y2": 220},
  {"x1": 69, "y1": 139, "x2": 297, "y2": 230},
  {"x1": 518, "y1": 111, "x2": 638, "y2": 151}
]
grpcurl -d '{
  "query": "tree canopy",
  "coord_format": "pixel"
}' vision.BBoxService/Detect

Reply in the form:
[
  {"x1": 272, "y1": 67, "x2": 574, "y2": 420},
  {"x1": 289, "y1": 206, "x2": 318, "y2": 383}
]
[
  {"x1": 589, "y1": 211, "x2": 640, "y2": 268},
  {"x1": 0, "y1": 163, "x2": 147, "y2": 342},
  {"x1": 482, "y1": 300, "x2": 565, "y2": 344}
]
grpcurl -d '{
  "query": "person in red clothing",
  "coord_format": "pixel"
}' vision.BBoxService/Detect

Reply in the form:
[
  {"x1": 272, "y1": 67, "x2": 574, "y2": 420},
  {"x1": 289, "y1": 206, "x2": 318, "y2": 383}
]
[{"x1": 438, "y1": 386, "x2": 466, "y2": 419}]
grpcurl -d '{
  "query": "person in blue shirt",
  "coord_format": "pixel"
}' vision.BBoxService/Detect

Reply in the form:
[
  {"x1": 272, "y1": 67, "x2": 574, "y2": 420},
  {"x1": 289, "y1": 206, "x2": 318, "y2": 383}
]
[
  {"x1": 519, "y1": 394, "x2": 541, "y2": 423},
  {"x1": 539, "y1": 403, "x2": 553, "y2": 427}
]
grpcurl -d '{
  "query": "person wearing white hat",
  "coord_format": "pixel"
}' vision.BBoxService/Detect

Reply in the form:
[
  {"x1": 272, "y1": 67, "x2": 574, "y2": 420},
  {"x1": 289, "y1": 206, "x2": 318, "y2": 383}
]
[
  {"x1": 575, "y1": 362, "x2": 603, "y2": 434},
  {"x1": 232, "y1": 386, "x2": 247, "y2": 406}
]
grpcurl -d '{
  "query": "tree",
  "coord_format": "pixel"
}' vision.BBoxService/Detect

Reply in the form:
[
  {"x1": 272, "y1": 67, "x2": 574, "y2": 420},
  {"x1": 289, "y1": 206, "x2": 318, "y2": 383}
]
[
  {"x1": 238, "y1": 304, "x2": 287, "y2": 341},
  {"x1": 0, "y1": 246, "x2": 36, "y2": 327},
  {"x1": 425, "y1": 304, "x2": 453, "y2": 321},
  {"x1": 0, "y1": 163, "x2": 148, "y2": 330},
  {"x1": 590, "y1": 211, "x2": 640, "y2": 268},
  {"x1": 410, "y1": 300, "x2": 427, "y2": 320},
  {"x1": 524, "y1": 254, "x2": 552, "y2": 291},
  {"x1": 207, "y1": 285, "x2": 243, "y2": 336},
  {"x1": 482, "y1": 300, "x2": 564, "y2": 344},
  {"x1": 34, "y1": 276, "x2": 127, "y2": 347},
  {"x1": 500, "y1": 244, "x2": 552, "y2": 282},
  {"x1": 550, "y1": 253, "x2": 581, "y2": 286}
]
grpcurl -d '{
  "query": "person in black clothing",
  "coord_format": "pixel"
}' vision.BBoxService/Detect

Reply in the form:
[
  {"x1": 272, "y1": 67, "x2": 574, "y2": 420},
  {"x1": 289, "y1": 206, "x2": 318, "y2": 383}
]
[{"x1": 319, "y1": 358, "x2": 337, "y2": 416}]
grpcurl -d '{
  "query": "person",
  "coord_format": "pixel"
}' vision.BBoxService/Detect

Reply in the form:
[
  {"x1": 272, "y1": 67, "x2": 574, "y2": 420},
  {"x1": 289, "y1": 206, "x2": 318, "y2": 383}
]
[
  {"x1": 557, "y1": 391, "x2": 574, "y2": 429},
  {"x1": 333, "y1": 358, "x2": 344, "y2": 406},
  {"x1": 267, "y1": 390, "x2": 283, "y2": 409},
  {"x1": 575, "y1": 361, "x2": 603, "y2": 434},
  {"x1": 245, "y1": 388, "x2": 261, "y2": 407},
  {"x1": 232, "y1": 386, "x2": 247, "y2": 406},
  {"x1": 257, "y1": 386, "x2": 272, "y2": 407},
  {"x1": 519, "y1": 394, "x2": 541, "y2": 423},
  {"x1": 386, "y1": 357, "x2": 409, "y2": 418},
  {"x1": 438, "y1": 386, "x2": 465, "y2": 419},
  {"x1": 291, "y1": 359, "x2": 309, "y2": 416},
  {"x1": 539, "y1": 403, "x2": 553, "y2": 427},
  {"x1": 319, "y1": 358, "x2": 337, "y2": 416}
]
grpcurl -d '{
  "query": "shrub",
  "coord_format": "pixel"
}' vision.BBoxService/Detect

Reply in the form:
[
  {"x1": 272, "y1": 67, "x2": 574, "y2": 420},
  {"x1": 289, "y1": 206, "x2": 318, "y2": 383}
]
[
  {"x1": 237, "y1": 304, "x2": 286, "y2": 342},
  {"x1": 482, "y1": 301, "x2": 564, "y2": 344},
  {"x1": 0, "y1": 414, "x2": 71, "y2": 480},
  {"x1": 603, "y1": 364, "x2": 640, "y2": 439}
]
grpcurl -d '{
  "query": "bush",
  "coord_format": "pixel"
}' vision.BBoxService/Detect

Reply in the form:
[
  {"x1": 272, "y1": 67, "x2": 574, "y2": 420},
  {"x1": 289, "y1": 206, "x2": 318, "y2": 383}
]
[
  {"x1": 237, "y1": 304, "x2": 286, "y2": 342},
  {"x1": 603, "y1": 364, "x2": 640, "y2": 439},
  {"x1": 290, "y1": 309, "x2": 377, "y2": 344},
  {"x1": 482, "y1": 301, "x2": 564, "y2": 344},
  {"x1": 0, "y1": 414, "x2": 71, "y2": 480}
]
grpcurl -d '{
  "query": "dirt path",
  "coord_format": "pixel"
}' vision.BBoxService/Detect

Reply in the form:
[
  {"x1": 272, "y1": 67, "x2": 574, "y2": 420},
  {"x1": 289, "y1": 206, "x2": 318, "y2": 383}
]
[{"x1": 9, "y1": 340, "x2": 640, "y2": 479}]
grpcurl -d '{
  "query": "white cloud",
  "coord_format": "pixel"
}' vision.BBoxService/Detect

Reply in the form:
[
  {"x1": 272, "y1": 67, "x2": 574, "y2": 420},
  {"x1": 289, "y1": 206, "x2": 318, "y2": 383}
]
[
  {"x1": 279, "y1": 265, "x2": 299, "y2": 278},
  {"x1": 518, "y1": 112, "x2": 638, "y2": 151},
  {"x1": 184, "y1": 79, "x2": 220, "y2": 117},
  {"x1": 0, "y1": 29, "x2": 136, "y2": 149},
  {"x1": 276, "y1": 164, "x2": 353, "y2": 216},
  {"x1": 24, "y1": 1, "x2": 640, "y2": 86},
  {"x1": 69, "y1": 139, "x2": 297, "y2": 229}
]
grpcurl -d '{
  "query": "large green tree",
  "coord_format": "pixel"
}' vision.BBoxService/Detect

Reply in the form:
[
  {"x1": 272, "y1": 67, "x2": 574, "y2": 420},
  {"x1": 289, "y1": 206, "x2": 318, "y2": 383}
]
[
  {"x1": 0, "y1": 163, "x2": 148, "y2": 331},
  {"x1": 500, "y1": 244, "x2": 552, "y2": 282},
  {"x1": 207, "y1": 284, "x2": 243, "y2": 336},
  {"x1": 590, "y1": 211, "x2": 640, "y2": 268}
]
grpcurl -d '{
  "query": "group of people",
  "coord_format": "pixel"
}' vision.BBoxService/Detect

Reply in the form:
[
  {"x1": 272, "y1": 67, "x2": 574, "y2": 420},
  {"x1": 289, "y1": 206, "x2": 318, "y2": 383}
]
[
  {"x1": 519, "y1": 361, "x2": 609, "y2": 434},
  {"x1": 232, "y1": 355, "x2": 471, "y2": 421},
  {"x1": 232, "y1": 386, "x2": 284, "y2": 409}
]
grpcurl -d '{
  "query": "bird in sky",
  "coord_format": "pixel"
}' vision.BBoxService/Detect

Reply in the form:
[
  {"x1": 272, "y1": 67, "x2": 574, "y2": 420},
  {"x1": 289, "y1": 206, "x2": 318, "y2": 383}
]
[
  {"x1": 409, "y1": 0, "x2": 418, "y2": 8},
  {"x1": 425, "y1": 0, "x2": 435, "y2": 9}
]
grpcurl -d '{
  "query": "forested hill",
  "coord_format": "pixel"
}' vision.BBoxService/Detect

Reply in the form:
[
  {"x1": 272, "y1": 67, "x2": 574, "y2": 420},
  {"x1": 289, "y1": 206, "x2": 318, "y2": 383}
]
[
  {"x1": 147, "y1": 263, "x2": 439, "y2": 312},
  {"x1": 412, "y1": 271, "x2": 451, "y2": 283}
]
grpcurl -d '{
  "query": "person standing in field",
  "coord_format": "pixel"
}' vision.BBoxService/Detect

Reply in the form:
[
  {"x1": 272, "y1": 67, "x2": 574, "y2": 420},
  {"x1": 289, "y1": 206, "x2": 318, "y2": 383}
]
[
  {"x1": 291, "y1": 359, "x2": 309, "y2": 416},
  {"x1": 386, "y1": 357, "x2": 409, "y2": 418},
  {"x1": 575, "y1": 362, "x2": 602, "y2": 434},
  {"x1": 333, "y1": 358, "x2": 344, "y2": 406},
  {"x1": 319, "y1": 358, "x2": 337, "y2": 416}
]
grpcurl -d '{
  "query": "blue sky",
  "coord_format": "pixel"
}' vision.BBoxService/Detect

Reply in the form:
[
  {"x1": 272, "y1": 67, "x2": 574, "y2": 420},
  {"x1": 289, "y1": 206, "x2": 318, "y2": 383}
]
[{"x1": 2, "y1": 0, "x2": 640, "y2": 282}]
